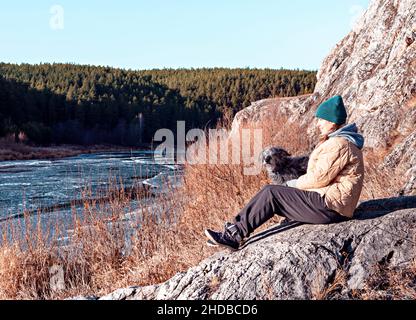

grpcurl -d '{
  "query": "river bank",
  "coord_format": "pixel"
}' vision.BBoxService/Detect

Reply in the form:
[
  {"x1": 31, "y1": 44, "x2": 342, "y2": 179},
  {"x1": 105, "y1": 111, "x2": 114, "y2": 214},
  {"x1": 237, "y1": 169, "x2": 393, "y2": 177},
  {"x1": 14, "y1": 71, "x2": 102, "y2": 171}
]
[{"x1": 0, "y1": 141, "x2": 151, "y2": 161}]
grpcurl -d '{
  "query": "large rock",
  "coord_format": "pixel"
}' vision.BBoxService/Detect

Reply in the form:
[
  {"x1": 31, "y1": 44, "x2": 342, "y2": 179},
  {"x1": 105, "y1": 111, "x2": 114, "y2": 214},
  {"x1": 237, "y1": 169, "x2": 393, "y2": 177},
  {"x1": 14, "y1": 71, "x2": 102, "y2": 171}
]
[
  {"x1": 232, "y1": 0, "x2": 416, "y2": 148},
  {"x1": 90, "y1": 196, "x2": 416, "y2": 300},
  {"x1": 230, "y1": 0, "x2": 416, "y2": 194},
  {"x1": 382, "y1": 130, "x2": 416, "y2": 195},
  {"x1": 313, "y1": 0, "x2": 416, "y2": 149},
  {"x1": 229, "y1": 95, "x2": 313, "y2": 137}
]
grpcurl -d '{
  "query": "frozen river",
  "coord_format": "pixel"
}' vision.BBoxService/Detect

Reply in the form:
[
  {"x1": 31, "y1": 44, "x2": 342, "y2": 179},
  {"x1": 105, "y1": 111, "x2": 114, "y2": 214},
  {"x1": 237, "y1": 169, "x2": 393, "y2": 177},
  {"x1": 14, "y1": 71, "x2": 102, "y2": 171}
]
[{"x1": 0, "y1": 151, "x2": 183, "y2": 221}]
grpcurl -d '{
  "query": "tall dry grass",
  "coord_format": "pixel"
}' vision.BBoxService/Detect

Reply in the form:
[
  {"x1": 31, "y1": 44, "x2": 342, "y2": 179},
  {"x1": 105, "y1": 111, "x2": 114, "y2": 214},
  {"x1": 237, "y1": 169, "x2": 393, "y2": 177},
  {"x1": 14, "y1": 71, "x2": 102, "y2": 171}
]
[
  {"x1": 0, "y1": 110, "x2": 412, "y2": 299},
  {"x1": 168, "y1": 112, "x2": 313, "y2": 268}
]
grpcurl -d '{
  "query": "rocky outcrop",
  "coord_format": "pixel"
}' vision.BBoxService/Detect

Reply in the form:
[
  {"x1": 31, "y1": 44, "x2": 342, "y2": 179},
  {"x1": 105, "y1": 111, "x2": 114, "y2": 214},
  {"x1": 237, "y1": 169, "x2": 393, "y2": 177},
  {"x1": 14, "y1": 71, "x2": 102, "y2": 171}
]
[
  {"x1": 382, "y1": 130, "x2": 416, "y2": 195},
  {"x1": 313, "y1": 0, "x2": 416, "y2": 149},
  {"x1": 229, "y1": 95, "x2": 313, "y2": 137},
  {"x1": 230, "y1": 0, "x2": 416, "y2": 195},
  {"x1": 76, "y1": 196, "x2": 416, "y2": 300}
]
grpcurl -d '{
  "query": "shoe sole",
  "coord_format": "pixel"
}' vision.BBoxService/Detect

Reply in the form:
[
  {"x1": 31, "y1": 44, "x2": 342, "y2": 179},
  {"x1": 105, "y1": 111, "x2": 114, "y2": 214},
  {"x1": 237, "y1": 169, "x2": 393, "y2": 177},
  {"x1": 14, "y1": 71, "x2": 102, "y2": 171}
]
[
  {"x1": 204, "y1": 230, "x2": 239, "y2": 251},
  {"x1": 206, "y1": 239, "x2": 218, "y2": 247}
]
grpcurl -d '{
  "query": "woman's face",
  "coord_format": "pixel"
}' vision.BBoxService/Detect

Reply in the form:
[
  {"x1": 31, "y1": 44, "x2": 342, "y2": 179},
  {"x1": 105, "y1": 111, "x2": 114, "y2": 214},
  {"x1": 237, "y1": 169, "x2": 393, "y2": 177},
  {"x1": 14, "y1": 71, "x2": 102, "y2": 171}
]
[{"x1": 316, "y1": 118, "x2": 337, "y2": 135}]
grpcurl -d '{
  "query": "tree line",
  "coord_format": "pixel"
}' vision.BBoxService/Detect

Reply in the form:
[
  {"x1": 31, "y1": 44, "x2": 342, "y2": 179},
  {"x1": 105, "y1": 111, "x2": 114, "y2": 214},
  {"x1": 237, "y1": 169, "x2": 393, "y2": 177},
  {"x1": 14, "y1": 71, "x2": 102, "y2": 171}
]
[{"x1": 0, "y1": 63, "x2": 316, "y2": 146}]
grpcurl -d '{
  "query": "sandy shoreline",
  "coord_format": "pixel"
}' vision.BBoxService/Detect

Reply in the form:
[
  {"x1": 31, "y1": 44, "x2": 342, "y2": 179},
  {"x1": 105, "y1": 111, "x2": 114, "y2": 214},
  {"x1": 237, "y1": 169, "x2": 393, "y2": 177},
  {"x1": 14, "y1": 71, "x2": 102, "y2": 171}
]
[{"x1": 0, "y1": 142, "x2": 151, "y2": 162}]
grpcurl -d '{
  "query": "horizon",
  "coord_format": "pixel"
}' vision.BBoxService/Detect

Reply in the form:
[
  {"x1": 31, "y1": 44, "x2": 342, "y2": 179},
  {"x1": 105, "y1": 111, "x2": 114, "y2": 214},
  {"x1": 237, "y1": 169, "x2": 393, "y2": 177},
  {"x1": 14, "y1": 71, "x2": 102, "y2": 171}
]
[
  {"x1": 0, "y1": 61, "x2": 319, "y2": 72},
  {"x1": 1, "y1": 0, "x2": 370, "y2": 71}
]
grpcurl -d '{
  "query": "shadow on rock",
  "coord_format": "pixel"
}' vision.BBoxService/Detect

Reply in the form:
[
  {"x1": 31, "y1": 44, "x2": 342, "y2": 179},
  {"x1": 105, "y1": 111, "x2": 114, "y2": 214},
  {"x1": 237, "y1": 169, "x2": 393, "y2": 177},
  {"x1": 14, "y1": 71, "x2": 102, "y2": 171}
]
[
  {"x1": 240, "y1": 196, "x2": 416, "y2": 250},
  {"x1": 354, "y1": 195, "x2": 416, "y2": 220}
]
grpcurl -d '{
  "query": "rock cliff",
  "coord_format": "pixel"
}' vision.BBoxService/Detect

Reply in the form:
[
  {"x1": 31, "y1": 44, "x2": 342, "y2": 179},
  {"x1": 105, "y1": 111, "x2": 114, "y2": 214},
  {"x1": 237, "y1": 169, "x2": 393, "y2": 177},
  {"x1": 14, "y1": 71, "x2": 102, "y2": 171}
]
[{"x1": 230, "y1": 0, "x2": 416, "y2": 195}]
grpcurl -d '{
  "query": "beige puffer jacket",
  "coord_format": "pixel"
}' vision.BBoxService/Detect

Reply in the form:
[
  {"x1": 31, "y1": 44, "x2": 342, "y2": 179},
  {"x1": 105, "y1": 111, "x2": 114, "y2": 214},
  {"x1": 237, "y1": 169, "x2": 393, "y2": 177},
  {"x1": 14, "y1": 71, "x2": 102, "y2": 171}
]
[{"x1": 296, "y1": 136, "x2": 365, "y2": 218}]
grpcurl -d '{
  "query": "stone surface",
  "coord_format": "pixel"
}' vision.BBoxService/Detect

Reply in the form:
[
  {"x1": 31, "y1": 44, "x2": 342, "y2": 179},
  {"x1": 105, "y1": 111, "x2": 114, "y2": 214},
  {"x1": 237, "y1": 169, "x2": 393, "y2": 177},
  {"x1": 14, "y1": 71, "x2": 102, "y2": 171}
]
[
  {"x1": 94, "y1": 196, "x2": 416, "y2": 300},
  {"x1": 382, "y1": 130, "x2": 416, "y2": 195}
]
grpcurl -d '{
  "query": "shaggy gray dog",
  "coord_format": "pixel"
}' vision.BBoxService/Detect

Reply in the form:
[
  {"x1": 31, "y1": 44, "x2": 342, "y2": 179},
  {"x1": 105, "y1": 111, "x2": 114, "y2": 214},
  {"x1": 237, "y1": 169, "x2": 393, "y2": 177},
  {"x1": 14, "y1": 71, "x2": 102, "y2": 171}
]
[{"x1": 261, "y1": 147, "x2": 309, "y2": 185}]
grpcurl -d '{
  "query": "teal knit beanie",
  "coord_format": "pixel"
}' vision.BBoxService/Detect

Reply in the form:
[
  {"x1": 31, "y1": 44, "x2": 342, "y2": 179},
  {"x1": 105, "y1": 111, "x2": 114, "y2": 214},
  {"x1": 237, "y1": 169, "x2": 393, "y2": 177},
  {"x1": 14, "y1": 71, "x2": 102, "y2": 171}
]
[{"x1": 315, "y1": 95, "x2": 347, "y2": 125}]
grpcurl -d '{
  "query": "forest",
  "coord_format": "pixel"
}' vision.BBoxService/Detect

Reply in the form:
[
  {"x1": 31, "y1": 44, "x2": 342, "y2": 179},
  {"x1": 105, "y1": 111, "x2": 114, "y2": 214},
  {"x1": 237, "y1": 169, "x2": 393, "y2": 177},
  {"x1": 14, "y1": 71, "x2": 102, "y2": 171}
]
[{"x1": 0, "y1": 63, "x2": 316, "y2": 146}]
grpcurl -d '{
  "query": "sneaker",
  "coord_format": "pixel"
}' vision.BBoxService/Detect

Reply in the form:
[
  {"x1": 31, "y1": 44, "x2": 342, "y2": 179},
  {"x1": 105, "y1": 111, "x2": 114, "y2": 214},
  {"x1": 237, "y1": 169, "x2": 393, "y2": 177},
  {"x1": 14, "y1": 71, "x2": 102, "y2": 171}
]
[
  {"x1": 279, "y1": 218, "x2": 293, "y2": 226},
  {"x1": 204, "y1": 223, "x2": 242, "y2": 250}
]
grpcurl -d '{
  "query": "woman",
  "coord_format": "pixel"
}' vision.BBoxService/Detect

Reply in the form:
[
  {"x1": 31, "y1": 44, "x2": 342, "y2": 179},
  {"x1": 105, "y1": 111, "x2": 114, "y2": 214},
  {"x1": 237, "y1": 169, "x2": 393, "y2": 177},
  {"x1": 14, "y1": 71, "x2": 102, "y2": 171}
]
[{"x1": 205, "y1": 95, "x2": 365, "y2": 250}]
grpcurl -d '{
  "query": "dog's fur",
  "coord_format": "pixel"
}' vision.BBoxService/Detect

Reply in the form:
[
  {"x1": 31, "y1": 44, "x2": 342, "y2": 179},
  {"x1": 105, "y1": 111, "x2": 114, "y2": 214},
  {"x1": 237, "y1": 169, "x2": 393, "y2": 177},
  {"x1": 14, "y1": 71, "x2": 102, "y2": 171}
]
[{"x1": 261, "y1": 147, "x2": 309, "y2": 185}]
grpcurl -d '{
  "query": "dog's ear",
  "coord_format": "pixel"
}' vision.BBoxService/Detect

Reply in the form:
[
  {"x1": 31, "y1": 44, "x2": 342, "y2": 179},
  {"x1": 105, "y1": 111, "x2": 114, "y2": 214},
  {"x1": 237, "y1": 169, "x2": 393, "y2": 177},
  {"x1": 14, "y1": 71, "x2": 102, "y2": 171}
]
[{"x1": 279, "y1": 149, "x2": 291, "y2": 158}]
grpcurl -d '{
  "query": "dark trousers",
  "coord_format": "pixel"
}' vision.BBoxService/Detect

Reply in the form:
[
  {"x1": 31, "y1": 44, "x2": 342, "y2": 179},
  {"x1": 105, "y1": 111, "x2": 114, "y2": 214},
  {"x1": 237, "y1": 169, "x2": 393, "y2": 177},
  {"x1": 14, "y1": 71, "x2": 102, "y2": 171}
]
[{"x1": 233, "y1": 185, "x2": 348, "y2": 238}]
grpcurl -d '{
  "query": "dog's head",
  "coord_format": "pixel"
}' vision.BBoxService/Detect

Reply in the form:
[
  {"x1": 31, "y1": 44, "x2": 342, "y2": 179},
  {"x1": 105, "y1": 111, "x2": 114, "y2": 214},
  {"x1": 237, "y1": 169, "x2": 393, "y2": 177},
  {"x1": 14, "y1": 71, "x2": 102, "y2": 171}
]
[{"x1": 261, "y1": 147, "x2": 291, "y2": 173}]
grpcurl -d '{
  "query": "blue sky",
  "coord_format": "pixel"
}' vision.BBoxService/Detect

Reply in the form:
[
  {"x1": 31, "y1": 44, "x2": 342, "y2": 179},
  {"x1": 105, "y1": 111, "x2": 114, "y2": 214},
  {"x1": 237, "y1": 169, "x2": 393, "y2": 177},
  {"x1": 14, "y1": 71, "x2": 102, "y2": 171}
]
[{"x1": 0, "y1": 0, "x2": 370, "y2": 71}]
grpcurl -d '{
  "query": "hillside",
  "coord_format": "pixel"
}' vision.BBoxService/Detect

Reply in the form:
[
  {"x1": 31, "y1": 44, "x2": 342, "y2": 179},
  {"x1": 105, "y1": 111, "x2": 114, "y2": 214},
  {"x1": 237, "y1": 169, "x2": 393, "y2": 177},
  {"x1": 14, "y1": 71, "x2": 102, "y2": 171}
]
[{"x1": 0, "y1": 64, "x2": 316, "y2": 145}]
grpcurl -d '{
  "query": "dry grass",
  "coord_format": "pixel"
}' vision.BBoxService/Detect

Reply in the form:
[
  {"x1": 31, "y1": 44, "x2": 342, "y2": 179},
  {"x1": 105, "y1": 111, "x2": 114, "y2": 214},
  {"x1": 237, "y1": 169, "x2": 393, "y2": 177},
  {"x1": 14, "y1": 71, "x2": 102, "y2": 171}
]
[
  {"x1": 0, "y1": 111, "x2": 413, "y2": 299},
  {"x1": 312, "y1": 269, "x2": 349, "y2": 300},
  {"x1": 166, "y1": 112, "x2": 312, "y2": 268},
  {"x1": 312, "y1": 261, "x2": 416, "y2": 300},
  {"x1": 359, "y1": 260, "x2": 416, "y2": 300}
]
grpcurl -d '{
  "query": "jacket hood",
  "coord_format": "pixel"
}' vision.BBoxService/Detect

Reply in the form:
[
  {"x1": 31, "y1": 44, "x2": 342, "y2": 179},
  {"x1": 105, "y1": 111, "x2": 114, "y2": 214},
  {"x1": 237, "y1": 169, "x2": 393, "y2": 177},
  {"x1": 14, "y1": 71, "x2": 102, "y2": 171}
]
[{"x1": 328, "y1": 123, "x2": 365, "y2": 150}]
